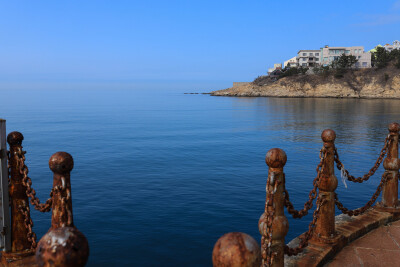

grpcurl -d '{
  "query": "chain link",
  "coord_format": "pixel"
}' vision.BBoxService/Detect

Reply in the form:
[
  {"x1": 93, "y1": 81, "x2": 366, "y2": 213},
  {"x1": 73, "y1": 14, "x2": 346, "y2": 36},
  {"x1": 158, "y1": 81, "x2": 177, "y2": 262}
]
[
  {"x1": 284, "y1": 196, "x2": 326, "y2": 256},
  {"x1": 18, "y1": 205, "x2": 37, "y2": 249},
  {"x1": 261, "y1": 172, "x2": 279, "y2": 267},
  {"x1": 14, "y1": 147, "x2": 53, "y2": 212},
  {"x1": 334, "y1": 135, "x2": 391, "y2": 183},
  {"x1": 284, "y1": 149, "x2": 327, "y2": 218},
  {"x1": 335, "y1": 172, "x2": 390, "y2": 216},
  {"x1": 9, "y1": 147, "x2": 52, "y2": 250}
]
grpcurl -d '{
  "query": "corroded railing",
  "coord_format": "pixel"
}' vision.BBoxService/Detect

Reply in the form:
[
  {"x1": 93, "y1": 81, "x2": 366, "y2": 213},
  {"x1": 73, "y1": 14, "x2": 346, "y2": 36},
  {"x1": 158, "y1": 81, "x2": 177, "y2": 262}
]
[
  {"x1": 212, "y1": 123, "x2": 400, "y2": 267},
  {"x1": 1, "y1": 130, "x2": 89, "y2": 266}
]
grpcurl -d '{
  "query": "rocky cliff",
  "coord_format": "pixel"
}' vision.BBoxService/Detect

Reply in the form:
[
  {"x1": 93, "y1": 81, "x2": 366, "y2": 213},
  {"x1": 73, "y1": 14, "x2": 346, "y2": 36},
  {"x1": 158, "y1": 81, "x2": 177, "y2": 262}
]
[{"x1": 211, "y1": 66, "x2": 400, "y2": 98}]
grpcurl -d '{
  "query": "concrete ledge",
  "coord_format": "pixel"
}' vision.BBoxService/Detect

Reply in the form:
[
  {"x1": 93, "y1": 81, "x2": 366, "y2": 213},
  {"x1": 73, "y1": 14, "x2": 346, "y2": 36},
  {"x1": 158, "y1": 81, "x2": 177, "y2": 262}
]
[
  {"x1": 0, "y1": 254, "x2": 37, "y2": 267},
  {"x1": 284, "y1": 205, "x2": 400, "y2": 267}
]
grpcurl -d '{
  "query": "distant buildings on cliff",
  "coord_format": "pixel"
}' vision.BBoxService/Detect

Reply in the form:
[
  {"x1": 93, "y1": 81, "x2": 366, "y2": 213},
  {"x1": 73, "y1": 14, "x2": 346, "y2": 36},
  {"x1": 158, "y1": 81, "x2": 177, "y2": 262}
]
[{"x1": 267, "y1": 40, "x2": 399, "y2": 75}]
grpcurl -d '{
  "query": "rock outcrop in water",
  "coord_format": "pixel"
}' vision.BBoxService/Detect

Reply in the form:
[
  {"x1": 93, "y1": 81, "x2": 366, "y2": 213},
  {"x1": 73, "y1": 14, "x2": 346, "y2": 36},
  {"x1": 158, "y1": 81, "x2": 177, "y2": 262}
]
[{"x1": 211, "y1": 65, "x2": 400, "y2": 98}]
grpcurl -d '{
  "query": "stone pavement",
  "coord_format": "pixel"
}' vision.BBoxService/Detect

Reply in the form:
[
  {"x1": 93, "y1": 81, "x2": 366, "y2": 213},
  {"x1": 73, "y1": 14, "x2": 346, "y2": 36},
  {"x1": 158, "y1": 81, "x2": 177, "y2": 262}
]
[{"x1": 325, "y1": 220, "x2": 400, "y2": 267}]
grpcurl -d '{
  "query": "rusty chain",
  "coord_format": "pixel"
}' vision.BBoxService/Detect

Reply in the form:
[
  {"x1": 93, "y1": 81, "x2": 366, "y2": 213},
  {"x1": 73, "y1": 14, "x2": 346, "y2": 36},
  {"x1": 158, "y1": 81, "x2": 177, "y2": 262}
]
[
  {"x1": 53, "y1": 178, "x2": 73, "y2": 227},
  {"x1": 18, "y1": 205, "x2": 37, "y2": 250},
  {"x1": 10, "y1": 147, "x2": 53, "y2": 250},
  {"x1": 14, "y1": 147, "x2": 53, "y2": 212},
  {"x1": 334, "y1": 135, "x2": 391, "y2": 183},
  {"x1": 261, "y1": 172, "x2": 279, "y2": 267},
  {"x1": 284, "y1": 149, "x2": 327, "y2": 218},
  {"x1": 335, "y1": 172, "x2": 391, "y2": 216},
  {"x1": 284, "y1": 196, "x2": 326, "y2": 256}
]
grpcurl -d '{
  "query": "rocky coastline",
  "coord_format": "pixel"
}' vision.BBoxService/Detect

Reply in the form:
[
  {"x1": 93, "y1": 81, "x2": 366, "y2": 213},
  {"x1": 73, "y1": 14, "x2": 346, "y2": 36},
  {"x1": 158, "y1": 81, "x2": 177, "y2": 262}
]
[{"x1": 210, "y1": 66, "x2": 400, "y2": 99}]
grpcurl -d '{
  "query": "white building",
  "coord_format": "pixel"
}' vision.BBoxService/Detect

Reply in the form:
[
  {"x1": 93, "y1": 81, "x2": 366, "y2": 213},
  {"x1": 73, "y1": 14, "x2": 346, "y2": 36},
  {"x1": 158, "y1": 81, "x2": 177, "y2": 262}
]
[
  {"x1": 296, "y1": 50, "x2": 321, "y2": 67},
  {"x1": 320, "y1": 45, "x2": 371, "y2": 68},
  {"x1": 284, "y1": 57, "x2": 297, "y2": 68},
  {"x1": 267, "y1": 63, "x2": 282, "y2": 75},
  {"x1": 384, "y1": 40, "x2": 400, "y2": 51}
]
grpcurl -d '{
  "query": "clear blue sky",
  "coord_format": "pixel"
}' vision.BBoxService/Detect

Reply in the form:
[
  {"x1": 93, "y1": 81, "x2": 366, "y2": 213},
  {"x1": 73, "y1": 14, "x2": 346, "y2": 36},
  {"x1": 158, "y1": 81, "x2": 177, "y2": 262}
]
[{"x1": 1, "y1": 0, "x2": 399, "y2": 90}]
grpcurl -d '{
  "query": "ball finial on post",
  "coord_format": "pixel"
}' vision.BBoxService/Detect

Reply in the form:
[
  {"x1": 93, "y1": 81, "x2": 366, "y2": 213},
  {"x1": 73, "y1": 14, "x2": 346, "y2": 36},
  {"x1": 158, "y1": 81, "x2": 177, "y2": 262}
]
[
  {"x1": 321, "y1": 129, "x2": 336, "y2": 143},
  {"x1": 7, "y1": 131, "x2": 24, "y2": 146},
  {"x1": 388, "y1": 122, "x2": 400, "y2": 134},
  {"x1": 212, "y1": 232, "x2": 261, "y2": 267},
  {"x1": 49, "y1": 152, "x2": 74, "y2": 174},
  {"x1": 265, "y1": 148, "x2": 287, "y2": 169},
  {"x1": 36, "y1": 227, "x2": 89, "y2": 267}
]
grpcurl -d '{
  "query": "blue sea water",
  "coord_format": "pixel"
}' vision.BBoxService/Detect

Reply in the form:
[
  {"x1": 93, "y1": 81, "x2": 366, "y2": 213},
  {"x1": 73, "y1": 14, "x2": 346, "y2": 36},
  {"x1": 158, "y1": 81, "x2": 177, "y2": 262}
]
[{"x1": 1, "y1": 88, "x2": 400, "y2": 266}]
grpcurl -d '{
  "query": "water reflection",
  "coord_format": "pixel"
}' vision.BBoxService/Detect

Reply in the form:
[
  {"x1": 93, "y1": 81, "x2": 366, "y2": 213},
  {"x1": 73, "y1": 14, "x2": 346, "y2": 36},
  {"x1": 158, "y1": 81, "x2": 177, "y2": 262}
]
[{"x1": 232, "y1": 97, "x2": 400, "y2": 145}]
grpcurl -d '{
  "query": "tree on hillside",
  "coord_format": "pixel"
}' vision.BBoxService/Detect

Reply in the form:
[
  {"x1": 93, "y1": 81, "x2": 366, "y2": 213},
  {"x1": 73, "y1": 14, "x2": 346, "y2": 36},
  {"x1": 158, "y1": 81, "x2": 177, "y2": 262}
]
[
  {"x1": 372, "y1": 46, "x2": 390, "y2": 68},
  {"x1": 331, "y1": 54, "x2": 358, "y2": 78},
  {"x1": 331, "y1": 54, "x2": 358, "y2": 69},
  {"x1": 388, "y1": 49, "x2": 400, "y2": 68}
]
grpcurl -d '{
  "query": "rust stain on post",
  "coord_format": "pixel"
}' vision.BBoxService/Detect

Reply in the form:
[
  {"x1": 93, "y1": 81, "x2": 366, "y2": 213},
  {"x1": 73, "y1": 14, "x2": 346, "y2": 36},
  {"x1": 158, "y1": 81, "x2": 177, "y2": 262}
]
[
  {"x1": 36, "y1": 152, "x2": 89, "y2": 267},
  {"x1": 259, "y1": 148, "x2": 288, "y2": 267},
  {"x1": 49, "y1": 152, "x2": 74, "y2": 229},
  {"x1": 314, "y1": 130, "x2": 338, "y2": 242},
  {"x1": 36, "y1": 227, "x2": 89, "y2": 267},
  {"x1": 382, "y1": 122, "x2": 400, "y2": 208},
  {"x1": 212, "y1": 232, "x2": 261, "y2": 267},
  {"x1": 6, "y1": 132, "x2": 32, "y2": 255}
]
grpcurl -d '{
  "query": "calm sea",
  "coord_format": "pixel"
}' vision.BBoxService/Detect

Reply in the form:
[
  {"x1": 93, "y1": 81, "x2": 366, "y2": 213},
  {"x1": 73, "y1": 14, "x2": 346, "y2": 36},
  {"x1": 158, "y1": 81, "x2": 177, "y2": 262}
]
[{"x1": 1, "y1": 88, "x2": 399, "y2": 266}]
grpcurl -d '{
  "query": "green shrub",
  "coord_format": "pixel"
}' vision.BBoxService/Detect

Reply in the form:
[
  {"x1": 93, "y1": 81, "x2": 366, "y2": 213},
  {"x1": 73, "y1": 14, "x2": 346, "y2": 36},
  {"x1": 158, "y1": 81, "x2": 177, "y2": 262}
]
[
  {"x1": 279, "y1": 67, "x2": 299, "y2": 78},
  {"x1": 298, "y1": 66, "x2": 308, "y2": 75}
]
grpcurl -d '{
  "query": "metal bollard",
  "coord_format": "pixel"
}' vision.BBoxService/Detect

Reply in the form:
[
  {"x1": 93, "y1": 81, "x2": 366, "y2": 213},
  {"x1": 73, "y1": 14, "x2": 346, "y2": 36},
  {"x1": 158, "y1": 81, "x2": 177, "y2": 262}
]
[
  {"x1": 36, "y1": 152, "x2": 89, "y2": 267},
  {"x1": 259, "y1": 148, "x2": 288, "y2": 267},
  {"x1": 48, "y1": 152, "x2": 74, "y2": 228},
  {"x1": 212, "y1": 232, "x2": 261, "y2": 267},
  {"x1": 4, "y1": 132, "x2": 34, "y2": 259},
  {"x1": 314, "y1": 129, "x2": 338, "y2": 242},
  {"x1": 382, "y1": 122, "x2": 400, "y2": 208}
]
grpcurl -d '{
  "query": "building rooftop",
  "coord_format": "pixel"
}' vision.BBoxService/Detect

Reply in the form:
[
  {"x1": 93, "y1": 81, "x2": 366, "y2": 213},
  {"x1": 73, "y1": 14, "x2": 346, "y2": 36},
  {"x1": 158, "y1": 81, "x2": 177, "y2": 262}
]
[{"x1": 298, "y1": 49, "x2": 320, "y2": 53}]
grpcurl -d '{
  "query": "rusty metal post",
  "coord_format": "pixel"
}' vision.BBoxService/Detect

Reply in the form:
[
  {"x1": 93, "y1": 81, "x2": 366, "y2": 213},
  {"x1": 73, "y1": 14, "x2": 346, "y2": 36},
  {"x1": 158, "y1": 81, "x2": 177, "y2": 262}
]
[
  {"x1": 313, "y1": 129, "x2": 338, "y2": 243},
  {"x1": 259, "y1": 148, "x2": 288, "y2": 267},
  {"x1": 36, "y1": 152, "x2": 89, "y2": 267},
  {"x1": 212, "y1": 232, "x2": 261, "y2": 267},
  {"x1": 49, "y1": 152, "x2": 74, "y2": 228},
  {"x1": 3, "y1": 132, "x2": 34, "y2": 259},
  {"x1": 382, "y1": 122, "x2": 400, "y2": 208}
]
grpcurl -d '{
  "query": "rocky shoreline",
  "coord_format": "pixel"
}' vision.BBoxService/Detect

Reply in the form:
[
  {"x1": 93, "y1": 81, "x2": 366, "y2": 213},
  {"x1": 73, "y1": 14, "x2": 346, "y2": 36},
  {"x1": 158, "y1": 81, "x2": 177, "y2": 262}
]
[{"x1": 210, "y1": 66, "x2": 400, "y2": 99}]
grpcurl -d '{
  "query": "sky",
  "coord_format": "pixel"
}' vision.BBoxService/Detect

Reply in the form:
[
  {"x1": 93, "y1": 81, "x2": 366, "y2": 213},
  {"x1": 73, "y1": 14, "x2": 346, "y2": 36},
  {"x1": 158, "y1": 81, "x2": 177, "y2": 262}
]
[{"x1": 0, "y1": 0, "x2": 399, "y2": 90}]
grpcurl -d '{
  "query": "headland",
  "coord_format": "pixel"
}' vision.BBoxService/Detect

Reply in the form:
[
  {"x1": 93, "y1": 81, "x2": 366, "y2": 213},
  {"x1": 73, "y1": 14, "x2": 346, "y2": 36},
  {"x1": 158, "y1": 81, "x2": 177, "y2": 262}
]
[{"x1": 211, "y1": 64, "x2": 400, "y2": 98}]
